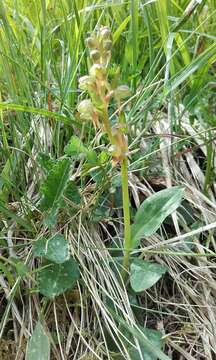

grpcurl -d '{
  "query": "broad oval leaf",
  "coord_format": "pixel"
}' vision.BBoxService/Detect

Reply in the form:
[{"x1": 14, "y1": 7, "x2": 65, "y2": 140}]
[
  {"x1": 38, "y1": 258, "x2": 79, "y2": 299},
  {"x1": 130, "y1": 259, "x2": 167, "y2": 293},
  {"x1": 131, "y1": 187, "x2": 184, "y2": 248},
  {"x1": 33, "y1": 235, "x2": 69, "y2": 264},
  {"x1": 26, "y1": 322, "x2": 50, "y2": 360}
]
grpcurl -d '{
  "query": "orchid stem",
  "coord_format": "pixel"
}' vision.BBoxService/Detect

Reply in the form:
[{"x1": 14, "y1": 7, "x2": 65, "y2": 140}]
[{"x1": 121, "y1": 156, "x2": 131, "y2": 281}]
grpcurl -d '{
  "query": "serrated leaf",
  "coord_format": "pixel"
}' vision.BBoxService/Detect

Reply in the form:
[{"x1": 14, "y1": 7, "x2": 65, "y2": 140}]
[
  {"x1": 37, "y1": 153, "x2": 55, "y2": 173},
  {"x1": 86, "y1": 149, "x2": 98, "y2": 163},
  {"x1": 40, "y1": 159, "x2": 71, "y2": 225},
  {"x1": 130, "y1": 259, "x2": 167, "y2": 293},
  {"x1": 38, "y1": 258, "x2": 79, "y2": 299},
  {"x1": 26, "y1": 322, "x2": 50, "y2": 360},
  {"x1": 40, "y1": 159, "x2": 71, "y2": 210},
  {"x1": 132, "y1": 187, "x2": 184, "y2": 248},
  {"x1": 64, "y1": 136, "x2": 88, "y2": 158},
  {"x1": 64, "y1": 181, "x2": 81, "y2": 204},
  {"x1": 33, "y1": 235, "x2": 69, "y2": 264}
]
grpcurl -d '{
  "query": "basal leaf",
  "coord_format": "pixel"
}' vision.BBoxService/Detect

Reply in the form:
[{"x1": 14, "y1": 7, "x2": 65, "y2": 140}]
[
  {"x1": 64, "y1": 181, "x2": 81, "y2": 204},
  {"x1": 38, "y1": 258, "x2": 79, "y2": 299},
  {"x1": 106, "y1": 322, "x2": 162, "y2": 360},
  {"x1": 26, "y1": 322, "x2": 50, "y2": 360},
  {"x1": 141, "y1": 327, "x2": 162, "y2": 360},
  {"x1": 109, "y1": 310, "x2": 170, "y2": 360},
  {"x1": 129, "y1": 327, "x2": 162, "y2": 360},
  {"x1": 37, "y1": 153, "x2": 55, "y2": 173},
  {"x1": 40, "y1": 159, "x2": 71, "y2": 225},
  {"x1": 40, "y1": 159, "x2": 71, "y2": 210},
  {"x1": 33, "y1": 235, "x2": 69, "y2": 264},
  {"x1": 130, "y1": 259, "x2": 167, "y2": 293},
  {"x1": 131, "y1": 187, "x2": 184, "y2": 248}
]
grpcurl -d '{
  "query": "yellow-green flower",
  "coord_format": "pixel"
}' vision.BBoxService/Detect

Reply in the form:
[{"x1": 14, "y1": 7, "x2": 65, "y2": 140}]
[
  {"x1": 78, "y1": 76, "x2": 95, "y2": 91},
  {"x1": 77, "y1": 99, "x2": 95, "y2": 120},
  {"x1": 90, "y1": 64, "x2": 106, "y2": 79}
]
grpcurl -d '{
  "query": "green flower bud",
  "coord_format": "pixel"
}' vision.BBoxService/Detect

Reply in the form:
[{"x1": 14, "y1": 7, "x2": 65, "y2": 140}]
[
  {"x1": 78, "y1": 75, "x2": 95, "y2": 91},
  {"x1": 103, "y1": 39, "x2": 112, "y2": 51},
  {"x1": 100, "y1": 26, "x2": 111, "y2": 39},
  {"x1": 90, "y1": 50, "x2": 101, "y2": 63},
  {"x1": 90, "y1": 64, "x2": 106, "y2": 79},
  {"x1": 77, "y1": 99, "x2": 95, "y2": 120},
  {"x1": 115, "y1": 85, "x2": 131, "y2": 99},
  {"x1": 86, "y1": 37, "x2": 97, "y2": 49}
]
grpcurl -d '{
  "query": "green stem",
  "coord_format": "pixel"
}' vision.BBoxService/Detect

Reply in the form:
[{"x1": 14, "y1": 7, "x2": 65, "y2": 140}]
[
  {"x1": 102, "y1": 112, "x2": 115, "y2": 145},
  {"x1": 121, "y1": 157, "x2": 131, "y2": 281}
]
